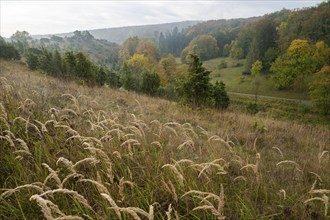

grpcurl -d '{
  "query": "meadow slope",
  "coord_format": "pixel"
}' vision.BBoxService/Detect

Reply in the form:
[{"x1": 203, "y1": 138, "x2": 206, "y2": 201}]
[{"x1": 0, "y1": 60, "x2": 329, "y2": 219}]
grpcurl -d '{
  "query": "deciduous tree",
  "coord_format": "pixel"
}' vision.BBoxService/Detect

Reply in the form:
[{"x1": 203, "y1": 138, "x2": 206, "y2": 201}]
[
  {"x1": 136, "y1": 39, "x2": 159, "y2": 63},
  {"x1": 127, "y1": 54, "x2": 150, "y2": 76},
  {"x1": 119, "y1": 37, "x2": 139, "y2": 62},
  {"x1": 160, "y1": 54, "x2": 176, "y2": 82},
  {"x1": 309, "y1": 66, "x2": 330, "y2": 115},
  {"x1": 230, "y1": 40, "x2": 244, "y2": 60},
  {"x1": 271, "y1": 39, "x2": 319, "y2": 89},
  {"x1": 181, "y1": 35, "x2": 219, "y2": 62}
]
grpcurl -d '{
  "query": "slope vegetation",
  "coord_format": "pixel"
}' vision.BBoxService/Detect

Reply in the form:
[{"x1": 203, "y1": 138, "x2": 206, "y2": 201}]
[
  {"x1": 33, "y1": 21, "x2": 201, "y2": 44},
  {"x1": 0, "y1": 60, "x2": 329, "y2": 219}
]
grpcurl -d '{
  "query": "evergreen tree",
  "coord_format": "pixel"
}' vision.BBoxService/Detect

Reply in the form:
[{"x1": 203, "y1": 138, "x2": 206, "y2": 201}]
[
  {"x1": 212, "y1": 81, "x2": 230, "y2": 110},
  {"x1": 75, "y1": 52, "x2": 96, "y2": 83},
  {"x1": 63, "y1": 51, "x2": 76, "y2": 76},
  {"x1": 108, "y1": 70, "x2": 121, "y2": 88},
  {"x1": 0, "y1": 37, "x2": 20, "y2": 60},
  {"x1": 26, "y1": 53, "x2": 39, "y2": 70},
  {"x1": 120, "y1": 63, "x2": 135, "y2": 90},
  {"x1": 96, "y1": 67, "x2": 107, "y2": 86},
  {"x1": 26, "y1": 48, "x2": 42, "y2": 70},
  {"x1": 177, "y1": 54, "x2": 212, "y2": 107},
  {"x1": 51, "y1": 50, "x2": 62, "y2": 76},
  {"x1": 158, "y1": 32, "x2": 166, "y2": 53},
  {"x1": 158, "y1": 27, "x2": 190, "y2": 56},
  {"x1": 141, "y1": 70, "x2": 160, "y2": 96},
  {"x1": 38, "y1": 48, "x2": 53, "y2": 74}
]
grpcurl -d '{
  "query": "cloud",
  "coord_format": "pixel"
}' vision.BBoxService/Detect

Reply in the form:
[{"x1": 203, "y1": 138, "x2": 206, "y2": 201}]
[{"x1": 0, "y1": 1, "x2": 323, "y2": 37}]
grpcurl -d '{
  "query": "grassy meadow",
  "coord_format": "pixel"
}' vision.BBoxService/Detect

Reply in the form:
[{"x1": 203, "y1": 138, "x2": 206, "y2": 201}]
[
  {"x1": 0, "y1": 60, "x2": 329, "y2": 219},
  {"x1": 203, "y1": 57, "x2": 309, "y2": 100}
]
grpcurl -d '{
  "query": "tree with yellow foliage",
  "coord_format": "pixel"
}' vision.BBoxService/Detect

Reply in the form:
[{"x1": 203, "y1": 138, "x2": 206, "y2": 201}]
[
  {"x1": 271, "y1": 39, "x2": 329, "y2": 89},
  {"x1": 127, "y1": 54, "x2": 150, "y2": 76}
]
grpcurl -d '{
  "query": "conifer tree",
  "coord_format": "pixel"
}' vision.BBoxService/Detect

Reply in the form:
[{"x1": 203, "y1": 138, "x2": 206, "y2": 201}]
[
  {"x1": 51, "y1": 50, "x2": 63, "y2": 76},
  {"x1": 108, "y1": 70, "x2": 121, "y2": 88},
  {"x1": 96, "y1": 67, "x2": 107, "y2": 86},
  {"x1": 177, "y1": 54, "x2": 212, "y2": 107},
  {"x1": 0, "y1": 37, "x2": 20, "y2": 60},
  {"x1": 120, "y1": 63, "x2": 135, "y2": 90},
  {"x1": 212, "y1": 81, "x2": 230, "y2": 109},
  {"x1": 141, "y1": 69, "x2": 160, "y2": 96}
]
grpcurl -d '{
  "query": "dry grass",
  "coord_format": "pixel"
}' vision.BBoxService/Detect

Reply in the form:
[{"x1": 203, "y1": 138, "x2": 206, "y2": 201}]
[{"x1": 0, "y1": 60, "x2": 329, "y2": 219}]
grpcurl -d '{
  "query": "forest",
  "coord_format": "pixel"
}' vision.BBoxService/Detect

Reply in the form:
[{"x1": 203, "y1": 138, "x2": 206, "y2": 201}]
[{"x1": 1, "y1": 2, "x2": 328, "y2": 114}]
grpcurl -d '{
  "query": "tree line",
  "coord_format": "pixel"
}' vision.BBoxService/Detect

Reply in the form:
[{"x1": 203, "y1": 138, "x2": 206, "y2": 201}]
[
  {"x1": 24, "y1": 47, "x2": 118, "y2": 87},
  {"x1": 1, "y1": 1, "x2": 329, "y2": 114},
  {"x1": 1, "y1": 37, "x2": 231, "y2": 111}
]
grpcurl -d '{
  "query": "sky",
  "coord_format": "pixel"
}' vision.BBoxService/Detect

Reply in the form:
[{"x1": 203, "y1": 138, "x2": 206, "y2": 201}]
[{"x1": 0, "y1": 0, "x2": 323, "y2": 37}]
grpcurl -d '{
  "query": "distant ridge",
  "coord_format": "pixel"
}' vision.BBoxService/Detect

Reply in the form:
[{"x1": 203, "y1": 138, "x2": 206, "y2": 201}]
[{"x1": 32, "y1": 20, "x2": 201, "y2": 44}]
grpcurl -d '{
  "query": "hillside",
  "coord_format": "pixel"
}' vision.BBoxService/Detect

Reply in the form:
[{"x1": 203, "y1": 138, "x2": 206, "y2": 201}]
[
  {"x1": 33, "y1": 21, "x2": 201, "y2": 44},
  {"x1": 8, "y1": 31, "x2": 120, "y2": 69},
  {"x1": 203, "y1": 57, "x2": 309, "y2": 100},
  {"x1": 0, "y1": 60, "x2": 329, "y2": 219}
]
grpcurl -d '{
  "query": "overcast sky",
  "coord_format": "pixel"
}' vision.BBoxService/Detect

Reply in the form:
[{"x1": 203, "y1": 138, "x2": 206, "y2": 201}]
[{"x1": 0, "y1": 0, "x2": 323, "y2": 37}]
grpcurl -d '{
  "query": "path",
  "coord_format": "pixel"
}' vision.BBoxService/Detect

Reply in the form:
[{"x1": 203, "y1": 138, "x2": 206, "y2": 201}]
[{"x1": 228, "y1": 91, "x2": 312, "y2": 106}]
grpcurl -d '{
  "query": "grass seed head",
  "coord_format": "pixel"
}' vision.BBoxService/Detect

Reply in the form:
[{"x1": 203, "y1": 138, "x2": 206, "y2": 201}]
[
  {"x1": 101, "y1": 193, "x2": 122, "y2": 219},
  {"x1": 1, "y1": 183, "x2": 44, "y2": 199}
]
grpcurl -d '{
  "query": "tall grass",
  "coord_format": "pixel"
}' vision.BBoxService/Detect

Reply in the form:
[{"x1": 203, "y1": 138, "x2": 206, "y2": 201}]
[{"x1": 0, "y1": 60, "x2": 329, "y2": 219}]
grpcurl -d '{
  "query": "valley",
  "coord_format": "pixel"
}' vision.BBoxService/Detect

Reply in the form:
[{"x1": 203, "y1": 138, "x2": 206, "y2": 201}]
[{"x1": 1, "y1": 1, "x2": 329, "y2": 219}]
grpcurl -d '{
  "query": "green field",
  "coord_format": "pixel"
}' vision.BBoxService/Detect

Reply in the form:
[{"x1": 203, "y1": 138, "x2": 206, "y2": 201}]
[{"x1": 202, "y1": 57, "x2": 309, "y2": 100}]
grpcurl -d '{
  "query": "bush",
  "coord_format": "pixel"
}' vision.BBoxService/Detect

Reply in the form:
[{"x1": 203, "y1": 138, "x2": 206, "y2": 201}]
[
  {"x1": 298, "y1": 105, "x2": 311, "y2": 115},
  {"x1": 108, "y1": 70, "x2": 121, "y2": 88},
  {"x1": 157, "y1": 85, "x2": 177, "y2": 100},
  {"x1": 96, "y1": 67, "x2": 107, "y2": 86},
  {"x1": 26, "y1": 53, "x2": 39, "y2": 70},
  {"x1": 212, "y1": 81, "x2": 230, "y2": 110},
  {"x1": 246, "y1": 102, "x2": 259, "y2": 114},
  {"x1": 251, "y1": 119, "x2": 267, "y2": 132}
]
